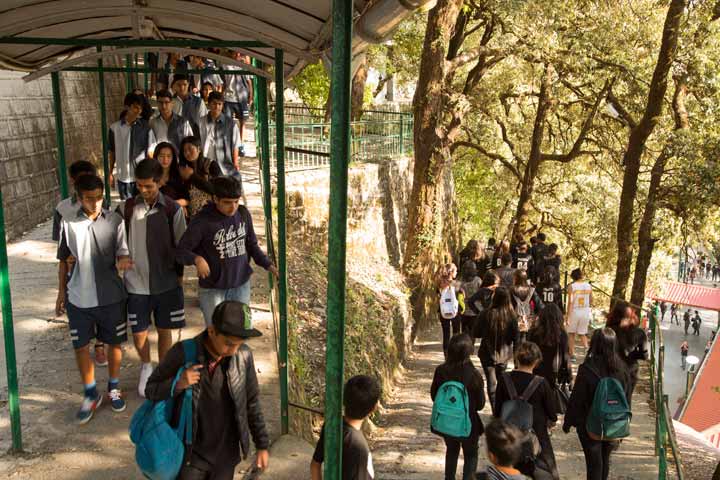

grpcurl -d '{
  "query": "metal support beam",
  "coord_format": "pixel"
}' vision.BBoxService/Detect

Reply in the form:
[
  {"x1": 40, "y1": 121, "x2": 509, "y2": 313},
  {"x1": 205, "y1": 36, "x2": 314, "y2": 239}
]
[
  {"x1": 0, "y1": 37, "x2": 269, "y2": 48},
  {"x1": 275, "y1": 49, "x2": 289, "y2": 436},
  {"x1": 59, "y1": 66, "x2": 258, "y2": 76},
  {"x1": 0, "y1": 181, "x2": 22, "y2": 452},
  {"x1": 97, "y1": 46, "x2": 111, "y2": 205},
  {"x1": 323, "y1": 0, "x2": 353, "y2": 479},
  {"x1": 51, "y1": 71, "x2": 68, "y2": 199}
]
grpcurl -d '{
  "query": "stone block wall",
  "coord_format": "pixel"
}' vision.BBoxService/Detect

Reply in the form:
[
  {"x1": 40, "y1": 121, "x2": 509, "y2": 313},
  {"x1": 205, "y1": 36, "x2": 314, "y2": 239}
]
[{"x1": 0, "y1": 68, "x2": 125, "y2": 239}]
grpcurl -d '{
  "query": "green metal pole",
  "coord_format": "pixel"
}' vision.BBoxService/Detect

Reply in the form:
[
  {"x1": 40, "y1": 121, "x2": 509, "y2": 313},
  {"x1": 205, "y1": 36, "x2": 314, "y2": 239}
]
[
  {"x1": 125, "y1": 54, "x2": 133, "y2": 92},
  {"x1": 255, "y1": 62, "x2": 274, "y2": 246},
  {"x1": 97, "y1": 46, "x2": 111, "y2": 204},
  {"x1": 398, "y1": 115, "x2": 404, "y2": 156},
  {"x1": 51, "y1": 72, "x2": 68, "y2": 199},
  {"x1": 0, "y1": 182, "x2": 23, "y2": 452},
  {"x1": 324, "y1": 1, "x2": 353, "y2": 479},
  {"x1": 275, "y1": 49, "x2": 289, "y2": 435}
]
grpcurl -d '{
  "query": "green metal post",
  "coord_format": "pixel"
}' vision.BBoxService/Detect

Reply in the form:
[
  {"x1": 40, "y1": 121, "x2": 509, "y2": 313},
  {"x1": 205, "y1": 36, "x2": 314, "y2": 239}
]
[
  {"x1": 255, "y1": 62, "x2": 273, "y2": 245},
  {"x1": 97, "y1": 46, "x2": 111, "y2": 204},
  {"x1": 51, "y1": 72, "x2": 68, "y2": 199},
  {"x1": 324, "y1": 1, "x2": 353, "y2": 479},
  {"x1": 0, "y1": 182, "x2": 23, "y2": 452},
  {"x1": 398, "y1": 115, "x2": 404, "y2": 156},
  {"x1": 125, "y1": 54, "x2": 133, "y2": 92},
  {"x1": 275, "y1": 49, "x2": 289, "y2": 435}
]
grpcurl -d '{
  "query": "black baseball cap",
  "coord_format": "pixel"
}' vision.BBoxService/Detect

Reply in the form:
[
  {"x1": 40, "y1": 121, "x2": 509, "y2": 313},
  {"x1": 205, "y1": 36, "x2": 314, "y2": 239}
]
[{"x1": 211, "y1": 301, "x2": 262, "y2": 338}]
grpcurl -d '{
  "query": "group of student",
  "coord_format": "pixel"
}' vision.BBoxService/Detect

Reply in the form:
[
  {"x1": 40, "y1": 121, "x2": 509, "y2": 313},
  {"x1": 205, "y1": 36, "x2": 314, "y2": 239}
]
[{"x1": 432, "y1": 235, "x2": 650, "y2": 480}]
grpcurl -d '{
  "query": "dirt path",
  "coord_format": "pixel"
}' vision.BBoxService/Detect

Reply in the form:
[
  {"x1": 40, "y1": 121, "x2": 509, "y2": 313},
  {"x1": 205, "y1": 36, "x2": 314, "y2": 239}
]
[
  {"x1": 372, "y1": 325, "x2": 658, "y2": 480},
  {"x1": 0, "y1": 152, "x2": 281, "y2": 478}
]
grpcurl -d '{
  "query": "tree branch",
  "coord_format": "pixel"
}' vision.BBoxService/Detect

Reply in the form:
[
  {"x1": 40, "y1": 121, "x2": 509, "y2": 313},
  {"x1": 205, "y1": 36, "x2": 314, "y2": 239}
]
[{"x1": 453, "y1": 140, "x2": 522, "y2": 180}]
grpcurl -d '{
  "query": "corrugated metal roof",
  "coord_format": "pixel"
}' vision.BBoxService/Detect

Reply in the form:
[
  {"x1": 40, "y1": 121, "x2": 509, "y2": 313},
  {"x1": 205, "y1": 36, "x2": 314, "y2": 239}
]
[
  {"x1": 0, "y1": 0, "x2": 385, "y2": 75},
  {"x1": 648, "y1": 282, "x2": 720, "y2": 312},
  {"x1": 679, "y1": 336, "x2": 720, "y2": 433}
]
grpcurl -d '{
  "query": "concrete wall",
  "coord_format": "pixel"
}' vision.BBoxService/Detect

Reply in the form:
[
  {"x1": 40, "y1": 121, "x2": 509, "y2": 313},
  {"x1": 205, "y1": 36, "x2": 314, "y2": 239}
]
[{"x1": 0, "y1": 69, "x2": 125, "y2": 239}]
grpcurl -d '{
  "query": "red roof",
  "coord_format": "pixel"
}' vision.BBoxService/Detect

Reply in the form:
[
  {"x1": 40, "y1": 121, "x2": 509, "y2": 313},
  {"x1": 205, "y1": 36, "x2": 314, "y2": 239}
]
[
  {"x1": 648, "y1": 282, "x2": 720, "y2": 312},
  {"x1": 679, "y1": 337, "x2": 720, "y2": 432}
]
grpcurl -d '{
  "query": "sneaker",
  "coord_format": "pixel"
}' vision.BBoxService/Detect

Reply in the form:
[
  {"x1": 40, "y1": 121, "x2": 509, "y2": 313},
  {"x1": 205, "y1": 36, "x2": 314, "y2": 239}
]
[
  {"x1": 108, "y1": 388, "x2": 126, "y2": 413},
  {"x1": 138, "y1": 363, "x2": 154, "y2": 398},
  {"x1": 94, "y1": 344, "x2": 108, "y2": 367},
  {"x1": 76, "y1": 393, "x2": 102, "y2": 425}
]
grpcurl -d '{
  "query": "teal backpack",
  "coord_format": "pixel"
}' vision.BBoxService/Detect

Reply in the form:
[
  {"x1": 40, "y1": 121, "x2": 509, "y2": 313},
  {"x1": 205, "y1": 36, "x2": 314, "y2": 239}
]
[
  {"x1": 431, "y1": 380, "x2": 472, "y2": 439},
  {"x1": 130, "y1": 339, "x2": 197, "y2": 480},
  {"x1": 585, "y1": 366, "x2": 632, "y2": 441}
]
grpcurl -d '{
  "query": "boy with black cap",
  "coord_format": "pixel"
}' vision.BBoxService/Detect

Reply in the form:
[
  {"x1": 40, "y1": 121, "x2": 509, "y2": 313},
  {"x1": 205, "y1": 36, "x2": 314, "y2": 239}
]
[{"x1": 145, "y1": 300, "x2": 270, "y2": 479}]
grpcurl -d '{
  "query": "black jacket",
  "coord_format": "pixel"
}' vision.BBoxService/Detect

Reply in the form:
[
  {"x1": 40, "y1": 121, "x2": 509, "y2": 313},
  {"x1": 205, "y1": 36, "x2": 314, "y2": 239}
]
[
  {"x1": 144, "y1": 332, "x2": 270, "y2": 460},
  {"x1": 563, "y1": 357, "x2": 631, "y2": 431},
  {"x1": 431, "y1": 360, "x2": 486, "y2": 438},
  {"x1": 611, "y1": 326, "x2": 649, "y2": 377},
  {"x1": 473, "y1": 310, "x2": 519, "y2": 366},
  {"x1": 526, "y1": 329, "x2": 571, "y2": 389}
]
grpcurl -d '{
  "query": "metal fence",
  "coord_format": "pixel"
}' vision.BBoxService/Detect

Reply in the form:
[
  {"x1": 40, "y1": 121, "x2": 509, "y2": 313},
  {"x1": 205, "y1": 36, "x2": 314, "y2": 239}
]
[{"x1": 265, "y1": 103, "x2": 413, "y2": 171}]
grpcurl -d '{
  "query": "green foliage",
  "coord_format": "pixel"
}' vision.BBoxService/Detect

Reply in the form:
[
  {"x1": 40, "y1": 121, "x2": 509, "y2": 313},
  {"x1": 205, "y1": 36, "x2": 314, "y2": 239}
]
[{"x1": 291, "y1": 61, "x2": 330, "y2": 109}]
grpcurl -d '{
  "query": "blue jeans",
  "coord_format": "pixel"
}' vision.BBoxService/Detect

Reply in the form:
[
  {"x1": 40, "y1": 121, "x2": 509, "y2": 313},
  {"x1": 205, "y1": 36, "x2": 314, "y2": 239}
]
[
  {"x1": 117, "y1": 181, "x2": 137, "y2": 200},
  {"x1": 198, "y1": 280, "x2": 251, "y2": 327}
]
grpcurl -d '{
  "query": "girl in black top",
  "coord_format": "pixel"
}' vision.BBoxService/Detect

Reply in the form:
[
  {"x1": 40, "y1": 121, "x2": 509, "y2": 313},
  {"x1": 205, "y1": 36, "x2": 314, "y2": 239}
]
[
  {"x1": 473, "y1": 286, "x2": 519, "y2": 413},
  {"x1": 154, "y1": 142, "x2": 189, "y2": 207},
  {"x1": 458, "y1": 239, "x2": 491, "y2": 278},
  {"x1": 494, "y1": 341, "x2": 559, "y2": 480},
  {"x1": 431, "y1": 333, "x2": 486, "y2": 480},
  {"x1": 563, "y1": 328, "x2": 631, "y2": 480},
  {"x1": 467, "y1": 270, "x2": 499, "y2": 317},
  {"x1": 605, "y1": 301, "x2": 649, "y2": 406},
  {"x1": 178, "y1": 135, "x2": 221, "y2": 218},
  {"x1": 510, "y1": 270, "x2": 544, "y2": 336},
  {"x1": 459, "y1": 260, "x2": 483, "y2": 335},
  {"x1": 536, "y1": 265, "x2": 564, "y2": 313}
]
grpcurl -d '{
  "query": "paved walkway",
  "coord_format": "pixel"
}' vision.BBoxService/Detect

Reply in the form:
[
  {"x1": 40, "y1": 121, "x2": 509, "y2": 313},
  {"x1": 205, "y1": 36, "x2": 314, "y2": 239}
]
[
  {"x1": 372, "y1": 325, "x2": 659, "y2": 480},
  {"x1": 0, "y1": 151, "x2": 281, "y2": 478}
]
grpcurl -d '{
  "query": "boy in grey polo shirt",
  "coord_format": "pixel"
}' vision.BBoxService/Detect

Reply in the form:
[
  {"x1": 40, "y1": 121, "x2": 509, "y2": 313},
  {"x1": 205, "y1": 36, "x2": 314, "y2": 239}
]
[
  {"x1": 57, "y1": 175, "x2": 133, "y2": 424},
  {"x1": 150, "y1": 89, "x2": 193, "y2": 152},
  {"x1": 118, "y1": 159, "x2": 187, "y2": 397}
]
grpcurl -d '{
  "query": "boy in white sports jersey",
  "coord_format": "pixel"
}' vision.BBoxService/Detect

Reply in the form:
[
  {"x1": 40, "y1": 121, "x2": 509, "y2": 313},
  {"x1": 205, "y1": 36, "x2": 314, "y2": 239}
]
[{"x1": 566, "y1": 268, "x2": 592, "y2": 361}]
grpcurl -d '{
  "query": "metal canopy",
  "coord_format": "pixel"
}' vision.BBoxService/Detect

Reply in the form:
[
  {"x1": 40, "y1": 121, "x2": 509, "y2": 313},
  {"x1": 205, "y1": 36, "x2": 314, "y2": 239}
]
[{"x1": 0, "y1": 0, "x2": 429, "y2": 76}]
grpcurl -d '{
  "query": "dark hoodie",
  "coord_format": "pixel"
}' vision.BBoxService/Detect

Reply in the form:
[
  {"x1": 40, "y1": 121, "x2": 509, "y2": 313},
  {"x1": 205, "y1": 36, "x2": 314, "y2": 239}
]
[{"x1": 176, "y1": 203, "x2": 272, "y2": 289}]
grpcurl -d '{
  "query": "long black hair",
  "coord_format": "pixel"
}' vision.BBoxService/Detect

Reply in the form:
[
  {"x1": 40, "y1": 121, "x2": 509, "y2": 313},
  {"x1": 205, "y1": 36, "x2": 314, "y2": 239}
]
[
  {"x1": 529, "y1": 303, "x2": 565, "y2": 348},
  {"x1": 481, "y1": 270, "x2": 499, "y2": 288},
  {"x1": 461, "y1": 259, "x2": 478, "y2": 282},
  {"x1": 441, "y1": 333, "x2": 482, "y2": 391},
  {"x1": 154, "y1": 141, "x2": 181, "y2": 182},
  {"x1": 587, "y1": 327, "x2": 626, "y2": 376},
  {"x1": 486, "y1": 287, "x2": 516, "y2": 352}
]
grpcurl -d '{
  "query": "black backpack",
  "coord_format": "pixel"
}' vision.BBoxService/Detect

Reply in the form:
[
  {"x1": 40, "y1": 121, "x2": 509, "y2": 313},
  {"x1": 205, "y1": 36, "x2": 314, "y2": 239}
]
[{"x1": 499, "y1": 373, "x2": 543, "y2": 463}]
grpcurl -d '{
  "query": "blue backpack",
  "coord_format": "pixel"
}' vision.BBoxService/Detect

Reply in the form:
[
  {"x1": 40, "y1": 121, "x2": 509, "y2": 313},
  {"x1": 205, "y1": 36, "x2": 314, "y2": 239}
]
[
  {"x1": 130, "y1": 339, "x2": 197, "y2": 480},
  {"x1": 431, "y1": 380, "x2": 472, "y2": 438}
]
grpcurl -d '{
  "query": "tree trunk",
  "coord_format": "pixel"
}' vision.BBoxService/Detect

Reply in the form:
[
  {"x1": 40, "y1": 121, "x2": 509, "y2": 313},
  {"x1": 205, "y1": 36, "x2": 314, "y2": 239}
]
[
  {"x1": 513, "y1": 63, "x2": 553, "y2": 238},
  {"x1": 350, "y1": 56, "x2": 368, "y2": 121},
  {"x1": 629, "y1": 76, "x2": 689, "y2": 307},
  {"x1": 611, "y1": 0, "x2": 686, "y2": 302},
  {"x1": 403, "y1": 0, "x2": 464, "y2": 328}
]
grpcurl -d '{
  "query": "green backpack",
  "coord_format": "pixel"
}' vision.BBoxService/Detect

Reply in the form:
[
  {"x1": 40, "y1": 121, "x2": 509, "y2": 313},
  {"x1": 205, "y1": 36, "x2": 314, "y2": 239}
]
[
  {"x1": 431, "y1": 381, "x2": 471, "y2": 439},
  {"x1": 585, "y1": 366, "x2": 632, "y2": 441}
]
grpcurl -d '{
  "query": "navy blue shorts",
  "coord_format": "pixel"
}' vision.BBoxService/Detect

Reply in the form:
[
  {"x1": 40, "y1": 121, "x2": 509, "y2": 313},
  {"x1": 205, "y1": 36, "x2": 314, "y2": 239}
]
[
  {"x1": 127, "y1": 286, "x2": 185, "y2": 333},
  {"x1": 224, "y1": 100, "x2": 249, "y2": 120},
  {"x1": 67, "y1": 301, "x2": 127, "y2": 349}
]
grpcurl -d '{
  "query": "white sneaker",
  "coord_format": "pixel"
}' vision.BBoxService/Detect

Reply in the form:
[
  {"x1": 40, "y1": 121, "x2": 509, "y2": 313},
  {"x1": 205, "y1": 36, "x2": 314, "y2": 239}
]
[{"x1": 138, "y1": 363, "x2": 154, "y2": 398}]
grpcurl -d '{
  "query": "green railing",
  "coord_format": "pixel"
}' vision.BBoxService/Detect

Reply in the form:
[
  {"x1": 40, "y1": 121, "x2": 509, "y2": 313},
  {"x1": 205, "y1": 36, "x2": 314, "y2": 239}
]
[{"x1": 267, "y1": 103, "x2": 413, "y2": 171}]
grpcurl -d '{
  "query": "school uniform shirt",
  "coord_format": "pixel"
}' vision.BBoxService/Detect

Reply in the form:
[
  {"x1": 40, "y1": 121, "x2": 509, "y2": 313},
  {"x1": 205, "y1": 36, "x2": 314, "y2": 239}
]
[
  {"x1": 199, "y1": 113, "x2": 241, "y2": 176},
  {"x1": 176, "y1": 203, "x2": 272, "y2": 289},
  {"x1": 119, "y1": 193, "x2": 187, "y2": 295},
  {"x1": 537, "y1": 282, "x2": 563, "y2": 312},
  {"x1": 173, "y1": 93, "x2": 207, "y2": 131},
  {"x1": 513, "y1": 252, "x2": 534, "y2": 278},
  {"x1": 149, "y1": 112, "x2": 193, "y2": 151},
  {"x1": 52, "y1": 196, "x2": 79, "y2": 242},
  {"x1": 223, "y1": 66, "x2": 251, "y2": 103},
  {"x1": 313, "y1": 421, "x2": 374, "y2": 479},
  {"x1": 57, "y1": 208, "x2": 129, "y2": 308},
  {"x1": 108, "y1": 117, "x2": 155, "y2": 183}
]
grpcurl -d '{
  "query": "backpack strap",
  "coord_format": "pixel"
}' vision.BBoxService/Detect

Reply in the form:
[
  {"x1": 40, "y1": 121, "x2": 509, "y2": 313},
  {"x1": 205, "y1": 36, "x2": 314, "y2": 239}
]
[
  {"x1": 520, "y1": 376, "x2": 543, "y2": 402},
  {"x1": 178, "y1": 339, "x2": 198, "y2": 445},
  {"x1": 181, "y1": 338, "x2": 198, "y2": 366},
  {"x1": 502, "y1": 372, "x2": 519, "y2": 400}
]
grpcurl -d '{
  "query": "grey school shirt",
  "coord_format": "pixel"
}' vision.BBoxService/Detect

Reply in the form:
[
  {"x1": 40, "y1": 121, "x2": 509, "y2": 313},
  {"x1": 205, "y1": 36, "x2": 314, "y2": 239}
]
[
  {"x1": 119, "y1": 193, "x2": 187, "y2": 295},
  {"x1": 57, "y1": 208, "x2": 129, "y2": 308}
]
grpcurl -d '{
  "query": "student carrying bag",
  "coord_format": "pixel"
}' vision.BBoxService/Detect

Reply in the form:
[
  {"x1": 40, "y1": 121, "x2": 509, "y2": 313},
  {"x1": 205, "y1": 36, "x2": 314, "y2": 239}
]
[
  {"x1": 129, "y1": 339, "x2": 197, "y2": 480},
  {"x1": 585, "y1": 366, "x2": 632, "y2": 441},
  {"x1": 499, "y1": 374, "x2": 542, "y2": 462},
  {"x1": 431, "y1": 381, "x2": 472, "y2": 438}
]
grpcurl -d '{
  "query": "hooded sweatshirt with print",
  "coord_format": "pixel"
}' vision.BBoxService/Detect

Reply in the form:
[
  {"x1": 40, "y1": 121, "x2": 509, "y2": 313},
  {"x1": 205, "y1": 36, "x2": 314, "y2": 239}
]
[{"x1": 176, "y1": 202, "x2": 271, "y2": 289}]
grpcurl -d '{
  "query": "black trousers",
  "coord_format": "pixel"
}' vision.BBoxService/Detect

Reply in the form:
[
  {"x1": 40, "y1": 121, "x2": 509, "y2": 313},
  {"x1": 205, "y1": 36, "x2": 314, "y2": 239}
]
[
  {"x1": 443, "y1": 436, "x2": 479, "y2": 480},
  {"x1": 178, "y1": 458, "x2": 238, "y2": 480},
  {"x1": 481, "y1": 362, "x2": 506, "y2": 414},
  {"x1": 577, "y1": 427, "x2": 617, "y2": 480},
  {"x1": 441, "y1": 316, "x2": 461, "y2": 355}
]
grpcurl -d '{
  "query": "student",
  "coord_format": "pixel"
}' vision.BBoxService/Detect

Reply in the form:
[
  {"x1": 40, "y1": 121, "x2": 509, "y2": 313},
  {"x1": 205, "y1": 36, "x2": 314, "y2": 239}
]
[
  {"x1": 510, "y1": 233, "x2": 524, "y2": 264},
  {"x1": 476, "y1": 419, "x2": 531, "y2": 480},
  {"x1": 119, "y1": 159, "x2": 187, "y2": 397},
  {"x1": 179, "y1": 135, "x2": 222, "y2": 217},
  {"x1": 535, "y1": 244, "x2": 561, "y2": 284},
  {"x1": 659, "y1": 301, "x2": 667, "y2": 322},
  {"x1": 536, "y1": 266, "x2": 563, "y2": 313},
  {"x1": 473, "y1": 287, "x2": 519, "y2": 413},
  {"x1": 531, "y1": 233, "x2": 548, "y2": 267},
  {"x1": 466, "y1": 270, "x2": 499, "y2": 317},
  {"x1": 670, "y1": 303, "x2": 679, "y2": 325},
  {"x1": 494, "y1": 341, "x2": 559, "y2": 480},
  {"x1": 459, "y1": 260, "x2": 483, "y2": 334},
  {"x1": 458, "y1": 239, "x2": 491, "y2": 278},
  {"x1": 566, "y1": 268, "x2": 592, "y2": 361},
  {"x1": 109, "y1": 92, "x2": 156, "y2": 200},
  {"x1": 510, "y1": 270, "x2": 543, "y2": 337},
  {"x1": 177, "y1": 176, "x2": 278, "y2": 326},
  {"x1": 199, "y1": 91, "x2": 244, "y2": 183},
  {"x1": 681, "y1": 341, "x2": 689, "y2": 370},
  {"x1": 223, "y1": 51, "x2": 253, "y2": 157},
  {"x1": 493, "y1": 240, "x2": 511, "y2": 270},
  {"x1": 188, "y1": 54, "x2": 223, "y2": 94},
  {"x1": 512, "y1": 241, "x2": 534, "y2": 280},
  {"x1": 495, "y1": 253, "x2": 516, "y2": 289},
  {"x1": 684, "y1": 309, "x2": 691, "y2": 335},
  {"x1": 563, "y1": 328, "x2": 631, "y2": 480},
  {"x1": 154, "y1": 141, "x2": 190, "y2": 208},
  {"x1": 527, "y1": 304, "x2": 571, "y2": 394},
  {"x1": 486, "y1": 237, "x2": 497, "y2": 264},
  {"x1": 692, "y1": 310, "x2": 702, "y2": 336},
  {"x1": 53, "y1": 160, "x2": 108, "y2": 367},
  {"x1": 606, "y1": 303, "x2": 648, "y2": 406},
  {"x1": 201, "y1": 81, "x2": 214, "y2": 107},
  {"x1": 311, "y1": 375, "x2": 380, "y2": 480},
  {"x1": 145, "y1": 301, "x2": 270, "y2": 478},
  {"x1": 437, "y1": 263, "x2": 463, "y2": 357},
  {"x1": 56, "y1": 175, "x2": 132, "y2": 423},
  {"x1": 150, "y1": 89, "x2": 194, "y2": 151},
  {"x1": 431, "y1": 333, "x2": 486, "y2": 480},
  {"x1": 172, "y1": 74, "x2": 207, "y2": 133}
]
